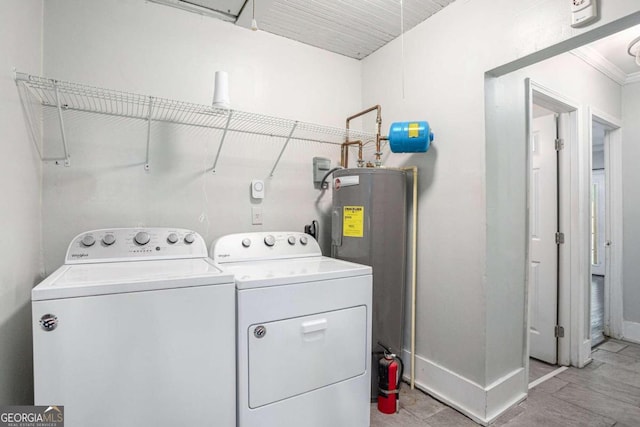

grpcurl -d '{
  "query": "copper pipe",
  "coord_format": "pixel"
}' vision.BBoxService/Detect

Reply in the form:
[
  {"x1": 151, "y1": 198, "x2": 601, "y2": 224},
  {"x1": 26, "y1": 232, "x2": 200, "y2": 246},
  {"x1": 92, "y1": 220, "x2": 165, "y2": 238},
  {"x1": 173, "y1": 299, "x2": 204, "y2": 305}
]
[
  {"x1": 341, "y1": 140, "x2": 362, "y2": 168},
  {"x1": 346, "y1": 105, "x2": 380, "y2": 123},
  {"x1": 344, "y1": 105, "x2": 383, "y2": 167}
]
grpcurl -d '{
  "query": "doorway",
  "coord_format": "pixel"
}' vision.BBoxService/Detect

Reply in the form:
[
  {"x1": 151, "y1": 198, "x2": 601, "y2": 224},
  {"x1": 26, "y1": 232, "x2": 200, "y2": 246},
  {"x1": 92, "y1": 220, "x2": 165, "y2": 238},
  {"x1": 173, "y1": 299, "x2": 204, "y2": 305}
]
[
  {"x1": 527, "y1": 83, "x2": 579, "y2": 375},
  {"x1": 591, "y1": 121, "x2": 607, "y2": 346},
  {"x1": 529, "y1": 106, "x2": 559, "y2": 365},
  {"x1": 589, "y1": 112, "x2": 623, "y2": 345}
]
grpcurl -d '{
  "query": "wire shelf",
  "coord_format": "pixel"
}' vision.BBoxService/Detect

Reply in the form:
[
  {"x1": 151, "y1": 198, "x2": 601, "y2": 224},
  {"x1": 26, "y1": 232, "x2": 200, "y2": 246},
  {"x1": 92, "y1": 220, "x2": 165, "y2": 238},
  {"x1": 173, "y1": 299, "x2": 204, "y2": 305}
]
[{"x1": 15, "y1": 72, "x2": 376, "y2": 173}]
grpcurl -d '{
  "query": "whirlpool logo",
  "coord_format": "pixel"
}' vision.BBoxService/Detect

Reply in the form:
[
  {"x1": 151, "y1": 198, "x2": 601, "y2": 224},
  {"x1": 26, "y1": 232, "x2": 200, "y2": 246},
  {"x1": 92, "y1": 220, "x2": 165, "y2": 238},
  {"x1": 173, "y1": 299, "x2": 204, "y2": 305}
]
[
  {"x1": 70, "y1": 253, "x2": 89, "y2": 258},
  {"x1": 0, "y1": 406, "x2": 64, "y2": 426}
]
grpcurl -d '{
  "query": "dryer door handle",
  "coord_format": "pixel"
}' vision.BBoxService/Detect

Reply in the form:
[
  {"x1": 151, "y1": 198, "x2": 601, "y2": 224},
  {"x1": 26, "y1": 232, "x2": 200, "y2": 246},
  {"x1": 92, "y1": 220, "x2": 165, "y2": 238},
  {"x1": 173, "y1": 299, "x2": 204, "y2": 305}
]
[{"x1": 301, "y1": 319, "x2": 328, "y2": 334}]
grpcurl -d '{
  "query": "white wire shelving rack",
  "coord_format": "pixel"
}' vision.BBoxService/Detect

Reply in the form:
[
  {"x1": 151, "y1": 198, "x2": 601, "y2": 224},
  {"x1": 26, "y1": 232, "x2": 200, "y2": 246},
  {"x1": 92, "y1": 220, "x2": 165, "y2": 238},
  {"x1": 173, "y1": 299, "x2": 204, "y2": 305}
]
[{"x1": 14, "y1": 72, "x2": 377, "y2": 174}]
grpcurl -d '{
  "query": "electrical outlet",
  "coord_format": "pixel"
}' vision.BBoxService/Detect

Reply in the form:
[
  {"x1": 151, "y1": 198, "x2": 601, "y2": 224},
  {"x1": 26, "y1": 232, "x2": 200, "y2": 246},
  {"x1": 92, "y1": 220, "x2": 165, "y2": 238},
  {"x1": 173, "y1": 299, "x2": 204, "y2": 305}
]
[{"x1": 252, "y1": 206, "x2": 263, "y2": 225}]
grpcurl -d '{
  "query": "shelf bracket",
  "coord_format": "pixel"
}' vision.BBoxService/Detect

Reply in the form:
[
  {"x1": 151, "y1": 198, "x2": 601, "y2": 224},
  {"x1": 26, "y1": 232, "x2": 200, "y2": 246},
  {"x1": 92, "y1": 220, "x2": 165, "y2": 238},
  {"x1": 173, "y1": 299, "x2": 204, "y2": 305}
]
[
  {"x1": 145, "y1": 96, "x2": 154, "y2": 171},
  {"x1": 211, "y1": 109, "x2": 233, "y2": 173},
  {"x1": 269, "y1": 121, "x2": 298, "y2": 177},
  {"x1": 54, "y1": 83, "x2": 71, "y2": 167}
]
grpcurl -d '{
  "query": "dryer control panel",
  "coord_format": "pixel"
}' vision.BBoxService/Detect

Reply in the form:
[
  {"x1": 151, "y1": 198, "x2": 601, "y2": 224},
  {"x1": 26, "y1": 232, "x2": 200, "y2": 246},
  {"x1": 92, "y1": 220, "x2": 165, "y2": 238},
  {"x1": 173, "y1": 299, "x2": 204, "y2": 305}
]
[
  {"x1": 65, "y1": 228, "x2": 208, "y2": 264},
  {"x1": 212, "y1": 232, "x2": 321, "y2": 263}
]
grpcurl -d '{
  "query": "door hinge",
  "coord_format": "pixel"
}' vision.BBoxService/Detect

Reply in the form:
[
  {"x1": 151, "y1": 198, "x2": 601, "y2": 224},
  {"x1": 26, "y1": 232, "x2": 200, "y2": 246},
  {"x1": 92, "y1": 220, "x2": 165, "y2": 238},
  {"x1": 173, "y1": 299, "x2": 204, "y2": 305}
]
[
  {"x1": 555, "y1": 138, "x2": 564, "y2": 151},
  {"x1": 555, "y1": 325, "x2": 565, "y2": 338},
  {"x1": 555, "y1": 232, "x2": 565, "y2": 244}
]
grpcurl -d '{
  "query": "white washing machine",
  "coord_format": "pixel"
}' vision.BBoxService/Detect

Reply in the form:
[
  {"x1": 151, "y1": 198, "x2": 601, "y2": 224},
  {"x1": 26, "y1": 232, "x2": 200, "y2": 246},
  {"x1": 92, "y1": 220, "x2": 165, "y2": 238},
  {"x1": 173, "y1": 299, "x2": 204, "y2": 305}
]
[
  {"x1": 211, "y1": 231, "x2": 372, "y2": 427},
  {"x1": 32, "y1": 228, "x2": 236, "y2": 427}
]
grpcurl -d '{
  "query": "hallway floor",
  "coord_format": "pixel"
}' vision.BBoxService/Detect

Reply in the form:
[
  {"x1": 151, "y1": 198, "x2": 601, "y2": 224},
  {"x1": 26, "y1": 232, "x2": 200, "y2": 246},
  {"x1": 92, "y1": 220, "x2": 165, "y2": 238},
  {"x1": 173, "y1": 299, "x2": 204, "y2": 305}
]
[
  {"x1": 592, "y1": 275, "x2": 605, "y2": 346},
  {"x1": 370, "y1": 338, "x2": 640, "y2": 426}
]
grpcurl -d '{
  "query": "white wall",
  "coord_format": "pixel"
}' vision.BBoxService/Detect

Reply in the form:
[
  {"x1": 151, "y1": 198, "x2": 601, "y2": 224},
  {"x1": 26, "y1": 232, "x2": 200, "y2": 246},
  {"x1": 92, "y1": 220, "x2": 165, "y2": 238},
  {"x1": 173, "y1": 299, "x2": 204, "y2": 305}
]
[
  {"x1": 0, "y1": 0, "x2": 42, "y2": 405},
  {"x1": 362, "y1": 0, "x2": 637, "y2": 422},
  {"x1": 622, "y1": 82, "x2": 640, "y2": 325},
  {"x1": 41, "y1": 0, "x2": 362, "y2": 273}
]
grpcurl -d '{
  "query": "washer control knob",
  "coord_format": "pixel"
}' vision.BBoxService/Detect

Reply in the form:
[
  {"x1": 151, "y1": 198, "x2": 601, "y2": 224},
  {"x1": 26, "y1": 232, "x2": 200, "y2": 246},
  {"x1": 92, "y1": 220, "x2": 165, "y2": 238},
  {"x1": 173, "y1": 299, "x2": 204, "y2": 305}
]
[
  {"x1": 184, "y1": 233, "x2": 195, "y2": 244},
  {"x1": 242, "y1": 238, "x2": 252, "y2": 248},
  {"x1": 167, "y1": 233, "x2": 179, "y2": 244},
  {"x1": 102, "y1": 234, "x2": 116, "y2": 246},
  {"x1": 300, "y1": 236, "x2": 308, "y2": 245},
  {"x1": 134, "y1": 231, "x2": 150, "y2": 246},
  {"x1": 287, "y1": 236, "x2": 296, "y2": 245},
  {"x1": 81, "y1": 234, "x2": 95, "y2": 247},
  {"x1": 264, "y1": 235, "x2": 276, "y2": 247}
]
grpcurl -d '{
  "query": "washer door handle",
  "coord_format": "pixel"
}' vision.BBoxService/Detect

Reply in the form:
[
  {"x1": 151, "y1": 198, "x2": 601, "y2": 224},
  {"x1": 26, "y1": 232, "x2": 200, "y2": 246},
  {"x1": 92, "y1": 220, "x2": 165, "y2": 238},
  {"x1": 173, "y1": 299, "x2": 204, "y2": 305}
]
[{"x1": 302, "y1": 319, "x2": 327, "y2": 334}]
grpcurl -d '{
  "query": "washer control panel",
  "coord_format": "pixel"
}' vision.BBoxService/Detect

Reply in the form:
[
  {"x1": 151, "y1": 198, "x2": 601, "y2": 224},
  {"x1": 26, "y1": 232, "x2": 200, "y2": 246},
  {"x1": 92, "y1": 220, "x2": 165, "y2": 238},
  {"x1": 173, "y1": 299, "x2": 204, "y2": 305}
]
[
  {"x1": 65, "y1": 228, "x2": 207, "y2": 264},
  {"x1": 211, "y1": 232, "x2": 320, "y2": 263}
]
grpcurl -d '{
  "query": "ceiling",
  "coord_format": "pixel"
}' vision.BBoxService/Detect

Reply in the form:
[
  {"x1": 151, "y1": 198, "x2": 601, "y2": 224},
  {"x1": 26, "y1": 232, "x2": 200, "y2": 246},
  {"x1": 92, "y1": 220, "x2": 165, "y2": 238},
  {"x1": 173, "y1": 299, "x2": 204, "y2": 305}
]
[
  {"x1": 588, "y1": 24, "x2": 640, "y2": 75},
  {"x1": 150, "y1": 0, "x2": 456, "y2": 59},
  {"x1": 251, "y1": 0, "x2": 456, "y2": 59},
  {"x1": 574, "y1": 23, "x2": 640, "y2": 85},
  {"x1": 152, "y1": 1, "x2": 640, "y2": 74}
]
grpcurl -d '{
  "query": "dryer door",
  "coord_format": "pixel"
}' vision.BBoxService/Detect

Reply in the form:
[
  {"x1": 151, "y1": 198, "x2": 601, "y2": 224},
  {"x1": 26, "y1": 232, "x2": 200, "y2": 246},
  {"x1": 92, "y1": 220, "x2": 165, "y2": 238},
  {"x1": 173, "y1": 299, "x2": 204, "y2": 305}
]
[{"x1": 248, "y1": 305, "x2": 367, "y2": 408}]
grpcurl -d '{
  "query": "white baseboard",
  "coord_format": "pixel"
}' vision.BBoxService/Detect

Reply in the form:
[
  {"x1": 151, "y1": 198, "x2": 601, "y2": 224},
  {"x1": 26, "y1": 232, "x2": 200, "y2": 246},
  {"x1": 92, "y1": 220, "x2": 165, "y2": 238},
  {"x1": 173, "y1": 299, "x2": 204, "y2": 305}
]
[
  {"x1": 485, "y1": 367, "x2": 527, "y2": 423},
  {"x1": 623, "y1": 320, "x2": 640, "y2": 344},
  {"x1": 401, "y1": 350, "x2": 526, "y2": 425}
]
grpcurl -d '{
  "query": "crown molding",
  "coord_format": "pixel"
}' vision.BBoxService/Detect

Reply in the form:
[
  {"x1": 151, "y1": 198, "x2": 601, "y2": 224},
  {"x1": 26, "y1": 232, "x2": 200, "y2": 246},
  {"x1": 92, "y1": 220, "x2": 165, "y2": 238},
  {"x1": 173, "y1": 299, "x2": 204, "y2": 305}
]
[
  {"x1": 571, "y1": 46, "x2": 628, "y2": 85},
  {"x1": 626, "y1": 71, "x2": 640, "y2": 85}
]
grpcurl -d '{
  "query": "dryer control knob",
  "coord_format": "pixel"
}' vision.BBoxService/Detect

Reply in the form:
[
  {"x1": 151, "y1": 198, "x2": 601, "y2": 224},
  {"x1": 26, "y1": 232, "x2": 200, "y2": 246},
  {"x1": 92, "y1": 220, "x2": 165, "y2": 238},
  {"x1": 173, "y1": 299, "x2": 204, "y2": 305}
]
[
  {"x1": 102, "y1": 234, "x2": 116, "y2": 246},
  {"x1": 264, "y1": 235, "x2": 276, "y2": 247},
  {"x1": 184, "y1": 233, "x2": 195, "y2": 244},
  {"x1": 167, "y1": 233, "x2": 179, "y2": 244},
  {"x1": 300, "y1": 236, "x2": 308, "y2": 245},
  {"x1": 287, "y1": 236, "x2": 296, "y2": 245},
  {"x1": 81, "y1": 234, "x2": 96, "y2": 247},
  {"x1": 242, "y1": 238, "x2": 252, "y2": 248},
  {"x1": 134, "y1": 231, "x2": 150, "y2": 246}
]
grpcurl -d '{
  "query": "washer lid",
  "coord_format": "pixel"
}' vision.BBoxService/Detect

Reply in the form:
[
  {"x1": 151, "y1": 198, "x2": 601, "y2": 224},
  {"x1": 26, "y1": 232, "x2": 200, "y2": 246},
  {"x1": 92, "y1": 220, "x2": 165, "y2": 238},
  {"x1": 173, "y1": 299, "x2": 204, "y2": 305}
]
[
  {"x1": 32, "y1": 258, "x2": 233, "y2": 300},
  {"x1": 223, "y1": 256, "x2": 371, "y2": 290}
]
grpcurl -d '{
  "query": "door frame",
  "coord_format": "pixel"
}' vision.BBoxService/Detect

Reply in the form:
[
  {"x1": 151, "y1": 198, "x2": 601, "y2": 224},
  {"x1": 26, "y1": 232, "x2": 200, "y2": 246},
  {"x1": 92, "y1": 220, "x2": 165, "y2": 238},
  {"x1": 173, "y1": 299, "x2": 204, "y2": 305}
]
[
  {"x1": 525, "y1": 79, "x2": 582, "y2": 370},
  {"x1": 589, "y1": 108, "x2": 623, "y2": 341}
]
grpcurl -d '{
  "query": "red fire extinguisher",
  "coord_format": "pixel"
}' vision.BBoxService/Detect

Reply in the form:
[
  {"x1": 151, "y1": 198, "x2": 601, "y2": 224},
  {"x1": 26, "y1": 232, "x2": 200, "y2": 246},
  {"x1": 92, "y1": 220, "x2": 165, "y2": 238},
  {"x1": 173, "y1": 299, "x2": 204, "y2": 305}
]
[{"x1": 377, "y1": 344, "x2": 404, "y2": 414}]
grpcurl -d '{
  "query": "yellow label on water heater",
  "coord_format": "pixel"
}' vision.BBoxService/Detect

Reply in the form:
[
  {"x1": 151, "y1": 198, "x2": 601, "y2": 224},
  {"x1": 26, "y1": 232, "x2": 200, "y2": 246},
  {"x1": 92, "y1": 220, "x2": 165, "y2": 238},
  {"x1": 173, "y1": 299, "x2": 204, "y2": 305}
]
[
  {"x1": 408, "y1": 122, "x2": 420, "y2": 138},
  {"x1": 343, "y1": 206, "x2": 364, "y2": 238}
]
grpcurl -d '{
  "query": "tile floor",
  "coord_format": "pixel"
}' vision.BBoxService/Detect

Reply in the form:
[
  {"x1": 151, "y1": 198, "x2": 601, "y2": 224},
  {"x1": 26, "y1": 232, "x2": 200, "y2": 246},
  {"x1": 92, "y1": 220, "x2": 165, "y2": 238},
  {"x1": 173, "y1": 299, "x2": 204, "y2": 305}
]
[{"x1": 370, "y1": 338, "x2": 640, "y2": 426}]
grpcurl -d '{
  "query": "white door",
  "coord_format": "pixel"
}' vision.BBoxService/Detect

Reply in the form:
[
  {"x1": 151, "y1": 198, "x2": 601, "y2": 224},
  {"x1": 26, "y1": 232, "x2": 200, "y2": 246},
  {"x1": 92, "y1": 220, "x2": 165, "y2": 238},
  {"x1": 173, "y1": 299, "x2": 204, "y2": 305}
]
[
  {"x1": 591, "y1": 169, "x2": 606, "y2": 276},
  {"x1": 529, "y1": 113, "x2": 558, "y2": 364}
]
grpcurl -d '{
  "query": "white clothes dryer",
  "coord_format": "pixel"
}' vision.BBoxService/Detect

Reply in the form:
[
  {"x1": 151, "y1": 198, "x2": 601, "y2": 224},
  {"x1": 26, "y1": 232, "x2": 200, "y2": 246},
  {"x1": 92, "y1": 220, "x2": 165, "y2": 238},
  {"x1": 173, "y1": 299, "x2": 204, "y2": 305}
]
[
  {"x1": 32, "y1": 228, "x2": 236, "y2": 427},
  {"x1": 211, "y1": 231, "x2": 372, "y2": 427}
]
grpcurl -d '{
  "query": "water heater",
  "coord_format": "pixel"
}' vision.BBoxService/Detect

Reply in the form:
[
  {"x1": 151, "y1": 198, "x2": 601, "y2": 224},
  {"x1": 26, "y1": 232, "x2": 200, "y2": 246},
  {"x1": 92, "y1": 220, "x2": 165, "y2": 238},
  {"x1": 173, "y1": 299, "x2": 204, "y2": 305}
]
[{"x1": 331, "y1": 168, "x2": 407, "y2": 398}]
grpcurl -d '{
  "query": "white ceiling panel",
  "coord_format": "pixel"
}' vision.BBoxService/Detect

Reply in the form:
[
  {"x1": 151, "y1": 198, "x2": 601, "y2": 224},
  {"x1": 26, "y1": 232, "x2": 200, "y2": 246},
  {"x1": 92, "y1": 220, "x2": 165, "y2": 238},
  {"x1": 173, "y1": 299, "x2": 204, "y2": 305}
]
[
  {"x1": 152, "y1": 0, "x2": 456, "y2": 59},
  {"x1": 253, "y1": 0, "x2": 456, "y2": 59}
]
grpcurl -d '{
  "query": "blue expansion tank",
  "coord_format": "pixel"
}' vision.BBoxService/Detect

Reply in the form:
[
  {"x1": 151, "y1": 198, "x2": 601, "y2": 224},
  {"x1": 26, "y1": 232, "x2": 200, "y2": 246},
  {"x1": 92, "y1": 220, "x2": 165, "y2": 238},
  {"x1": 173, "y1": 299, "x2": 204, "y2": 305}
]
[{"x1": 388, "y1": 121, "x2": 434, "y2": 153}]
